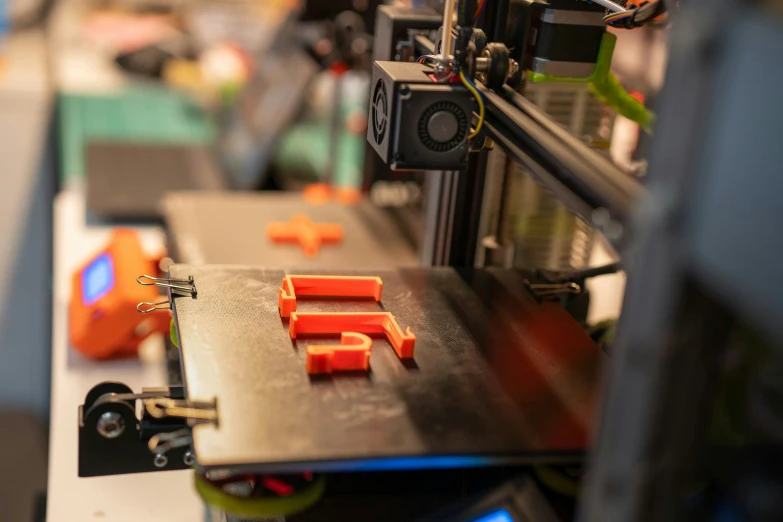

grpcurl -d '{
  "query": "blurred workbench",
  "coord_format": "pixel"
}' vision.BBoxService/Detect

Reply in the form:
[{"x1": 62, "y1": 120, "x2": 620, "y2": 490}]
[
  {"x1": 44, "y1": 2, "x2": 203, "y2": 520},
  {"x1": 46, "y1": 190, "x2": 203, "y2": 521}
]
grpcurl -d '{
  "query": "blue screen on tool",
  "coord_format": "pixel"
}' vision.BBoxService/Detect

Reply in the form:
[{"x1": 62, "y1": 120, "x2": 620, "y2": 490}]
[
  {"x1": 82, "y1": 253, "x2": 115, "y2": 305},
  {"x1": 471, "y1": 510, "x2": 514, "y2": 522}
]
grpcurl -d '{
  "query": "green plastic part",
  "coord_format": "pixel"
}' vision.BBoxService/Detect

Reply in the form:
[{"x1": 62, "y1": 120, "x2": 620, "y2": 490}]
[
  {"x1": 528, "y1": 33, "x2": 655, "y2": 132},
  {"x1": 195, "y1": 474, "x2": 326, "y2": 518},
  {"x1": 169, "y1": 319, "x2": 179, "y2": 349}
]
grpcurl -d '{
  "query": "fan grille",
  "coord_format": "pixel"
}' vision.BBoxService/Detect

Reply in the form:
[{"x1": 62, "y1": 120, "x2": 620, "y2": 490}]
[
  {"x1": 371, "y1": 79, "x2": 388, "y2": 146},
  {"x1": 418, "y1": 101, "x2": 468, "y2": 152}
]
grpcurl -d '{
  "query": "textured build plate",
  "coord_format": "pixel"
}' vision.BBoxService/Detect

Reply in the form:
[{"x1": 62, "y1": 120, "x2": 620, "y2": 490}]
[
  {"x1": 171, "y1": 264, "x2": 605, "y2": 473},
  {"x1": 162, "y1": 192, "x2": 418, "y2": 268}
]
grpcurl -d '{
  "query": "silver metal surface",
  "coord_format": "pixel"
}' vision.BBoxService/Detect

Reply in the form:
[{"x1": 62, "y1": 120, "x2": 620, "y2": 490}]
[
  {"x1": 96, "y1": 411, "x2": 125, "y2": 439},
  {"x1": 153, "y1": 454, "x2": 168, "y2": 468},
  {"x1": 420, "y1": 171, "x2": 459, "y2": 266},
  {"x1": 541, "y1": 8, "x2": 606, "y2": 26},
  {"x1": 506, "y1": 162, "x2": 595, "y2": 272},
  {"x1": 531, "y1": 58, "x2": 596, "y2": 78},
  {"x1": 440, "y1": 0, "x2": 455, "y2": 59},
  {"x1": 475, "y1": 148, "x2": 515, "y2": 269}
]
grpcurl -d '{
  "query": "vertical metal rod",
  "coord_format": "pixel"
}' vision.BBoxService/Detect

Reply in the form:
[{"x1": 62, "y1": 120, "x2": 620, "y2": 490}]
[
  {"x1": 589, "y1": 0, "x2": 628, "y2": 13},
  {"x1": 441, "y1": 0, "x2": 456, "y2": 59}
]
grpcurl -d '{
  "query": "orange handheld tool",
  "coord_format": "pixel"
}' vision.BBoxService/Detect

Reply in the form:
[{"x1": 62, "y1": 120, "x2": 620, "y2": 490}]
[
  {"x1": 69, "y1": 229, "x2": 169, "y2": 359},
  {"x1": 306, "y1": 332, "x2": 373, "y2": 375},
  {"x1": 289, "y1": 312, "x2": 416, "y2": 359},
  {"x1": 278, "y1": 275, "x2": 383, "y2": 317}
]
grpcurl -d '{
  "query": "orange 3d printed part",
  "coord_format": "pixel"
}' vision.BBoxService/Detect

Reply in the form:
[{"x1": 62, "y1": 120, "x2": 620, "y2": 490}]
[
  {"x1": 69, "y1": 229, "x2": 169, "y2": 359},
  {"x1": 302, "y1": 183, "x2": 362, "y2": 206},
  {"x1": 278, "y1": 275, "x2": 383, "y2": 317},
  {"x1": 265, "y1": 215, "x2": 344, "y2": 257},
  {"x1": 306, "y1": 332, "x2": 373, "y2": 375},
  {"x1": 289, "y1": 312, "x2": 416, "y2": 359}
]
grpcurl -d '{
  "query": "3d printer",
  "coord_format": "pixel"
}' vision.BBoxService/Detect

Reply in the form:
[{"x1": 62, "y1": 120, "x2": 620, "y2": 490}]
[{"x1": 76, "y1": 0, "x2": 783, "y2": 521}]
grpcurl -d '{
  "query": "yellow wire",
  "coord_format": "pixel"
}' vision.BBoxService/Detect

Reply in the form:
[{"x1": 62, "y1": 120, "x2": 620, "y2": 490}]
[
  {"x1": 459, "y1": 70, "x2": 485, "y2": 139},
  {"x1": 533, "y1": 465, "x2": 579, "y2": 498}
]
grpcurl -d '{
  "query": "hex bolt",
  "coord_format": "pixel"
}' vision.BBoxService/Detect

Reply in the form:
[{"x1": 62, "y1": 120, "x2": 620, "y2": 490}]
[{"x1": 96, "y1": 411, "x2": 125, "y2": 439}]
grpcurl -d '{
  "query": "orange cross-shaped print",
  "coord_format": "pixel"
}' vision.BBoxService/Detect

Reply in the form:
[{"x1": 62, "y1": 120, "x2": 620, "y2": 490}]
[{"x1": 265, "y1": 215, "x2": 344, "y2": 257}]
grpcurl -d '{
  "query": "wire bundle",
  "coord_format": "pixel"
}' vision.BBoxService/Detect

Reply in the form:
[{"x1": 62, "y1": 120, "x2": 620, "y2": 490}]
[
  {"x1": 603, "y1": 0, "x2": 668, "y2": 28},
  {"x1": 474, "y1": 0, "x2": 487, "y2": 22},
  {"x1": 417, "y1": 0, "x2": 486, "y2": 140},
  {"x1": 459, "y1": 70, "x2": 485, "y2": 138}
]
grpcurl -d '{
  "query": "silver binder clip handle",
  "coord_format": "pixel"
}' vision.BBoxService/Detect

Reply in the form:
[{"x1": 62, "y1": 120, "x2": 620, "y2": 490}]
[
  {"x1": 136, "y1": 300, "x2": 171, "y2": 314},
  {"x1": 147, "y1": 427, "x2": 192, "y2": 456},
  {"x1": 137, "y1": 274, "x2": 197, "y2": 297},
  {"x1": 145, "y1": 398, "x2": 218, "y2": 425}
]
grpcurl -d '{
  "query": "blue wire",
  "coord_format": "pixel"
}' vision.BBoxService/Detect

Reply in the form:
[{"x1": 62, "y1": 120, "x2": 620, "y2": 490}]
[{"x1": 461, "y1": 72, "x2": 486, "y2": 103}]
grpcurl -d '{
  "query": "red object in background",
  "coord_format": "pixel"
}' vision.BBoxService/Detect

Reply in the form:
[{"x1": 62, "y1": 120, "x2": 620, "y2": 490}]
[
  {"x1": 306, "y1": 332, "x2": 373, "y2": 374},
  {"x1": 289, "y1": 311, "x2": 415, "y2": 359},
  {"x1": 302, "y1": 183, "x2": 362, "y2": 206},
  {"x1": 328, "y1": 62, "x2": 350, "y2": 76},
  {"x1": 69, "y1": 229, "x2": 169, "y2": 359},
  {"x1": 278, "y1": 274, "x2": 383, "y2": 317},
  {"x1": 266, "y1": 214, "x2": 344, "y2": 257},
  {"x1": 261, "y1": 476, "x2": 295, "y2": 496}
]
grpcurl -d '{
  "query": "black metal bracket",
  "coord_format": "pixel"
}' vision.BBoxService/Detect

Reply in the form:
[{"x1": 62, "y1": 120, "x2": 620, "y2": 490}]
[{"x1": 78, "y1": 381, "x2": 191, "y2": 477}]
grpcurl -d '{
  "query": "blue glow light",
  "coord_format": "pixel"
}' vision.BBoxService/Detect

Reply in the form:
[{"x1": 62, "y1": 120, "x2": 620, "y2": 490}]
[
  {"x1": 471, "y1": 509, "x2": 515, "y2": 522},
  {"x1": 340, "y1": 455, "x2": 497, "y2": 472},
  {"x1": 82, "y1": 253, "x2": 115, "y2": 305}
]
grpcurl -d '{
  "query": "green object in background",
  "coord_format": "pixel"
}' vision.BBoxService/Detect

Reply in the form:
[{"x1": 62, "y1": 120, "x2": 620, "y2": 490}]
[
  {"x1": 276, "y1": 125, "x2": 365, "y2": 189},
  {"x1": 275, "y1": 71, "x2": 369, "y2": 191},
  {"x1": 528, "y1": 32, "x2": 655, "y2": 132},
  {"x1": 59, "y1": 84, "x2": 216, "y2": 182},
  {"x1": 169, "y1": 318, "x2": 179, "y2": 349}
]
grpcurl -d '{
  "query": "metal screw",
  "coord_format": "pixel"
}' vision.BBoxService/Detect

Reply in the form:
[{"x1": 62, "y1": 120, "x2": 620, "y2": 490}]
[
  {"x1": 96, "y1": 411, "x2": 125, "y2": 439},
  {"x1": 399, "y1": 84, "x2": 412, "y2": 100},
  {"x1": 154, "y1": 454, "x2": 168, "y2": 468},
  {"x1": 183, "y1": 451, "x2": 195, "y2": 467}
]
